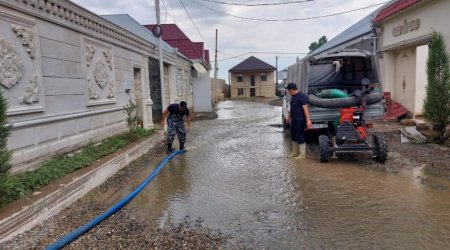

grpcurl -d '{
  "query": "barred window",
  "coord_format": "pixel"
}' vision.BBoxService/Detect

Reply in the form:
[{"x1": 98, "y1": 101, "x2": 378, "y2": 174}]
[
  {"x1": 261, "y1": 72, "x2": 267, "y2": 81},
  {"x1": 237, "y1": 74, "x2": 243, "y2": 82}
]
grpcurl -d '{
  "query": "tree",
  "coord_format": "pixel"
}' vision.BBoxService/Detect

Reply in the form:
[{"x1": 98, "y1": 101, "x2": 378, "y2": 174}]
[
  {"x1": 0, "y1": 89, "x2": 11, "y2": 177},
  {"x1": 309, "y1": 36, "x2": 328, "y2": 52},
  {"x1": 423, "y1": 32, "x2": 450, "y2": 143}
]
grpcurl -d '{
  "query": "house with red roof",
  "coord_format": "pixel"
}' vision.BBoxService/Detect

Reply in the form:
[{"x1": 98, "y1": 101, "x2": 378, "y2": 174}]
[
  {"x1": 144, "y1": 24, "x2": 213, "y2": 112},
  {"x1": 374, "y1": 0, "x2": 450, "y2": 117},
  {"x1": 144, "y1": 24, "x2": 210, "y2": 70},
  {"x1": 229, "y1": 56, "x2": 276, "y2": 98}
]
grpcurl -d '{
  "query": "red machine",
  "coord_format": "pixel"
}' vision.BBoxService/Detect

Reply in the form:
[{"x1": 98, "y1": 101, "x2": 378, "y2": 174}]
[
  {"x1": 339, "y1": 107, "x2": 368, "y2": 140},
  {"x1": 318, "y1": 79, "x2": 387, "y2": 163}
]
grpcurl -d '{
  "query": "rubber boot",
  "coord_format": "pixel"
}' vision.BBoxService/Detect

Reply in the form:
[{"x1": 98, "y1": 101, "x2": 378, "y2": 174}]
[
  {"x1": 289, "y1": 142, "x2": 300, "y2": 158},
  {"x1": 294, "y1": 143, "x2": 306, "y2": 160},
  {"x1": 167, "y1": 143, "x2": 174, "y2": 153},
  {"x1": 179, "y1": 140, "x2": 185, "y2": 151}
]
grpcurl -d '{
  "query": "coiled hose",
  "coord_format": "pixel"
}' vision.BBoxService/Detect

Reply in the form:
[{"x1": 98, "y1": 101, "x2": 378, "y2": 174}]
[{"x1": 46, "y1": 150, "x2": 185, "y2": 250}]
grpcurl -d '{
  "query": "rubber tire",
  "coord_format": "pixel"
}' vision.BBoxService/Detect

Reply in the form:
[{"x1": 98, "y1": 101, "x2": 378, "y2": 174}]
[
  {"x1": 319, "y1": 135, "x2": 330, "y2": 162},
  {"x1": 374, "y1": 134, "x2": 387, "y2": 163}
]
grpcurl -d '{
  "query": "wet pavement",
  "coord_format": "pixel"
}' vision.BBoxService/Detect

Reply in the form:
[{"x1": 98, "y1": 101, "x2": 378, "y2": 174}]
[
  {"x1": 4, "y1": 99, "x2": 450, "y2": 249},
  {"x1": 114, "y1": 99, "x2": 450, "y2": 248}
]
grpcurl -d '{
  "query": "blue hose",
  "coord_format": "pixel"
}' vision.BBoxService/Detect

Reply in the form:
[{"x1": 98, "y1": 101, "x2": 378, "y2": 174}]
[{"x1": 46, "y1": 150, "x2": 185, "y2": 250}]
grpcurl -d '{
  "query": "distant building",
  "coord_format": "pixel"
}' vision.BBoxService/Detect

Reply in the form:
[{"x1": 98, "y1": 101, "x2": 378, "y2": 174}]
[
  {"x1": 211, "y1": 78, "x2": 229, "y2": 100},
  {"x1": 229, "y1": 56, "x2": 276, "y2": 98}
]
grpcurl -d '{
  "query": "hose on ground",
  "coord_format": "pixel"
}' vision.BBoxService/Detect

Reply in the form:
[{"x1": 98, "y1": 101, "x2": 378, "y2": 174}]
[{"x1": 46, "y1": 149, "x2": 186, "y2": 250}]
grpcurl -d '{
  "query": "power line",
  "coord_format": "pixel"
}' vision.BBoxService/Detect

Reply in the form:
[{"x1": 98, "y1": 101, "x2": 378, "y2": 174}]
[
  {"x1": 218, "y1": 51, "x2": 308, "y2": 61},
  {"x1": 197, "y1": 0, "x2": 315, "y2": 6},
  {"x1": 178, "y1": 0, "x2": 211, "y2": 47},
  {"x1": 162, "y1": 0, "x2": 168, "y2": 23},
  {"x1": 169, "y1": 0, "x2": 176, "y2": 23},
  {"x1": 189, "y1": 0, "x2": 389, "y2": 22}
]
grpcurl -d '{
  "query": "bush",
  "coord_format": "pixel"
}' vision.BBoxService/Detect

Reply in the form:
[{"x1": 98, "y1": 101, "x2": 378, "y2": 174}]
[
  {"x1": 424, "y1": 32, "x2": 450, "y2": 143},
  {"x1": 0, "y1": 89, "x2": 11, "y2": 176}
]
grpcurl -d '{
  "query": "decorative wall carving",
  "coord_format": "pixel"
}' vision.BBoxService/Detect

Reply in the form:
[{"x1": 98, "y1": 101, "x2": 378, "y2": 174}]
[
  {"x1": 88, "y1": 78, "x2": 99, "y2": 100},
  {"x1": 20, "y1": 74, "x2": 39, "y2": 104},
  {"x1": 393, "y1": 19, "x2": 421, "y2": 37},
  {"x1": 0, "y1": 38, "x2": 24, "y2": 89},
  {"x1": 103, "y1": 50, "x2": 112, "y2": 70},
  {"x1": 0, "y1": 13, "x2": 45, "y2": 115},
  {"x1": 11, "y1": 0, "x2": 150, "y2": 52},
  {"x1": 11, "y1": 24, "x2": 35, "y2": 59},
  {"x1": 83, "y1": 39, "x2": 116, "y2": 104},
  {"x1": 93, "y1": 59, "x2": 108, "y2": 89},
  {"x1": 107, "y1": 81, "x2": 115, "y2": 98},
  {"x1": 85, "y1": 45, "x2": 95, "y2": 67}
]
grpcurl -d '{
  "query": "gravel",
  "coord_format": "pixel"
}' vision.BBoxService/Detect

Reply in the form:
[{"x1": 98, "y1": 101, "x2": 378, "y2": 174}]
[{"x1": 0, "y1": 145, "x2": 227, "y2": 250}]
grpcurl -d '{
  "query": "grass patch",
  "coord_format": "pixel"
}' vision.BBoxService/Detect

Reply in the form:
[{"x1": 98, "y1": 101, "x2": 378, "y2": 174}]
[{"x1": 0, "y1": 128, "x2": 153, "y2": 208}]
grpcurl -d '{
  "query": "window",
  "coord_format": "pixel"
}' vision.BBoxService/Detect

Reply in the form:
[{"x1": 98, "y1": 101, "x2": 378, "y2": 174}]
[
  {"x1": 250, "y1": 75, "x2": 255, "y2": 86},
  {"x1": 261, "y1": 72, "x2": 267, "y2": 81},
  {"x1": 237, "y1": 74, "x2": 243, "y2": 82},
  {"x1": 237, "y1": 88, "x2": 244, "y2": 96}
]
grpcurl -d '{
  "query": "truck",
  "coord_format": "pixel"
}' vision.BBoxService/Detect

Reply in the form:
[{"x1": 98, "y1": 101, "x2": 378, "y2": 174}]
[{"x1": 282, "y1": 49, "x2": 385, "y2": 131}]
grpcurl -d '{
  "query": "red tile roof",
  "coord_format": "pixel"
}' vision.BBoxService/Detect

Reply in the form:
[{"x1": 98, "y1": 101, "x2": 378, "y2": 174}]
[
  {"x1": 143, "y1": 24, "x2": 189, "y2": 40},
  {"x1": 374, "y1": 0, "x2": 423, "y2": 24},
  {"x1": 144, "y1": 24, "x2": 209, "y2": 66}
]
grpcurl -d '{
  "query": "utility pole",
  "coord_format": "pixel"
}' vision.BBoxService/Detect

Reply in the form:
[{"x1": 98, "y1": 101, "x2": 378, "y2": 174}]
[
  {"x1": 213, "y1": 29, "x2": 218, "y2": 104},
  {"x1": 155, "y1": 0, "x2": 165, "y2": 116},
  {"x1": 275, "y1": 56, "x2": 278, "y2": 97}
]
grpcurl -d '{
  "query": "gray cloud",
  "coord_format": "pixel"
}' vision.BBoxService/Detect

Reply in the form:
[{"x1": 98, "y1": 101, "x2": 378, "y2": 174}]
[{"x1": 72, "y1": 0, "x2": 385, "y2": 80}]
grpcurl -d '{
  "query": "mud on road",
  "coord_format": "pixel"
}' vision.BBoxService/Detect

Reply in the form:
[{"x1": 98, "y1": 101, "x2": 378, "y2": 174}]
[{"x1": 0, "y1": 145, "x2": 227, "y2": 250}]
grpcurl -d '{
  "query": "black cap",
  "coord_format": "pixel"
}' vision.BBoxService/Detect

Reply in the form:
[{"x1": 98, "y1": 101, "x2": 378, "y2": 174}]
[
  {"x1": 180, "y1": 101, "x2": 187, "y2": 108},
  {"x1": 285, "y1": 83, "x2": 297, "y2": 90}
]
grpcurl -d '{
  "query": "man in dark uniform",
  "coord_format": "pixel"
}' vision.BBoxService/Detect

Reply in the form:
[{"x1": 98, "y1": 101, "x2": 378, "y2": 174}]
[
  {"x1": 161, "y1": 101, "x2": 191, "y2": 153},
  {"x1": 285, "y1": 83, "x2": 312, "y2": 159}
]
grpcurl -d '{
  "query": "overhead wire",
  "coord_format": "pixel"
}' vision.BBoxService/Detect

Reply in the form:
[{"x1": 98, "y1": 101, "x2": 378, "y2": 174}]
[
  {"x1": 197, "y1": 0, "x2": 315, "y2": 6},
  {"x1": 218, "y1": 51, "x2": 308, "y2": 61},
  {"x1": 178, "y1": 0, "x2": 211, "y2": 46},
  {"x1": 189, "y1": 0, "x2": 389, "y2": 22},
  {"x1": 169, "y1": 0, "x2": 177, "y2": 23},
  {"x1": 162, "y1": 0, "x2": 168, "y2": 23}
]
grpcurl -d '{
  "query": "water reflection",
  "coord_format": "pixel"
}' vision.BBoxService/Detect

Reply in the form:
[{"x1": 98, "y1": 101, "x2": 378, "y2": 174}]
[{"x1": 123, "y1": 100, "x2": 450, "y2": 249}]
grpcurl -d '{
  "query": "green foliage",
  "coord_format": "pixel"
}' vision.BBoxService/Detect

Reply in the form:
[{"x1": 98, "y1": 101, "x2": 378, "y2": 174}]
[
  {"x1": 123, "y1": 99, "x2": 138, "y2": 133},
  {"x1": 309, "y1": 35, "x2": 328, "y2": 52},
  {"x1": 0, "y1": 89, "x2": 11, "y2": 176},
  {"x1": 424, "y1": 32, "x2": 450, "y2": 142},
  {"x1": 0, "y1": 128, "x2": 153, "y2": 208}
]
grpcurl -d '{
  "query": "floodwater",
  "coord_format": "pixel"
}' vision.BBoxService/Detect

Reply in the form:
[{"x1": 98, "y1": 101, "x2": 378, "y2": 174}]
[{"x1": 119, "y1": 100, "x2": 450, "y2": 249}]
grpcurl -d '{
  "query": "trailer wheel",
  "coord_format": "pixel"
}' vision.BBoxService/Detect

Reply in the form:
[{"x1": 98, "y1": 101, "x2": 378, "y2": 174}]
[
  {"x1": 319, "y1": 135, "x2": 330, "y2": 162},
  {"x1": 373, "y1": 134, "x2": 387, "y2": 163}
]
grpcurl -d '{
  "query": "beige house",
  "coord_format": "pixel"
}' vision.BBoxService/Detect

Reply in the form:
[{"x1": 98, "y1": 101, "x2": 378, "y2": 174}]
[
  {"x1": 375, "y1": 0, "x2": 450, "y2": 117},
  {"x1": 229, "y1": 56, "x2": 276, "y2": 98},
  {"x1": 211, "y1": 78, "x2": 228, "y2": 101}
]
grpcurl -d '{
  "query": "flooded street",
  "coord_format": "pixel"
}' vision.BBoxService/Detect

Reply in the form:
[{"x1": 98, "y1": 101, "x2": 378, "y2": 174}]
[{"x1": 120, "y1": 100, "x2": 450, "y2": 249}]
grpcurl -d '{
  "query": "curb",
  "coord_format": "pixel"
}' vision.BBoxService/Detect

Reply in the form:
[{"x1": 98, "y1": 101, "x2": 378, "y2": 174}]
[{"x1": 0, "y1": 130, "x2": 164, "y2": 243}]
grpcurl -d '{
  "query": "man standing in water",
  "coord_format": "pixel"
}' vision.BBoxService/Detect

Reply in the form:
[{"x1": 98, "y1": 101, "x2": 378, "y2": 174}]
[
  {"x1": 285, "y1": 83, "x2": 312, "y2": 159},
  {"x1": 161, "y1": 101, "x2": 191, "y2": 153}
]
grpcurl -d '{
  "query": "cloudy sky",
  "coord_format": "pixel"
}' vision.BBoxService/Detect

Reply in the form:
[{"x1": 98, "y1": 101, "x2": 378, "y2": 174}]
[{"x1": 71, "y1": 0, "x2": 389, "y2": 81}]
